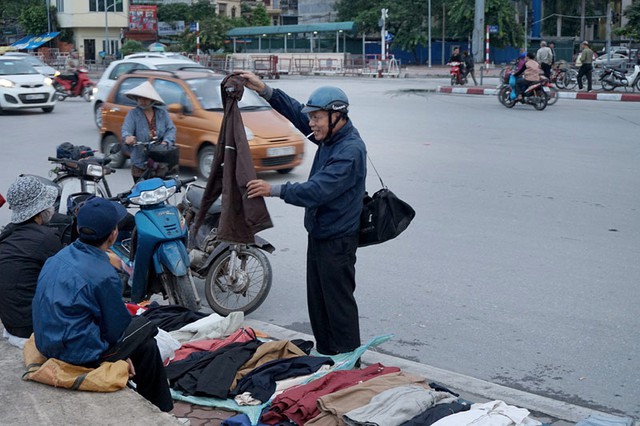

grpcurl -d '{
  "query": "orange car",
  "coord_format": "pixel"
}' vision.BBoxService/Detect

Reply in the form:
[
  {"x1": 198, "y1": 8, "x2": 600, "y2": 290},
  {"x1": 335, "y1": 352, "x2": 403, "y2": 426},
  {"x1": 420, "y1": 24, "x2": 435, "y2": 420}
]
[{"x1": 99, "y1": 69, "x2": 305, "y2": 177}]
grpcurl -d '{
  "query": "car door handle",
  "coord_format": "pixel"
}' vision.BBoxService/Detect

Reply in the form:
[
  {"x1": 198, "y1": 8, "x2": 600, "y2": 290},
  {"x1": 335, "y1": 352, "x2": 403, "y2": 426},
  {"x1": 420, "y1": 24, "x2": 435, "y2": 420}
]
[{"x1": 109, "y1": 107, "x2": 120, "y2": 112}]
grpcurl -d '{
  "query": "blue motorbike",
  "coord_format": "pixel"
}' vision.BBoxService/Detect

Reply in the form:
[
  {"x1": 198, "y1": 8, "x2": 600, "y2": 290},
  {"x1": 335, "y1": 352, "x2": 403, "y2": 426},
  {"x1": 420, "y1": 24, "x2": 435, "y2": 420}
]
[{"x1": 109, "y1": 176, "x2": 200, "y2": 311}]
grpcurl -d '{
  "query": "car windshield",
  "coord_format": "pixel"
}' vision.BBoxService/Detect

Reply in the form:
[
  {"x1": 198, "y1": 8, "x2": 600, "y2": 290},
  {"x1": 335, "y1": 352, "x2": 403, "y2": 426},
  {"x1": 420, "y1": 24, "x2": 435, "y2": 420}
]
[
  {"x1": 20, "y1": 56, "x2": 45, "y2": 67},
  {"x1": 0, "y1": 60, "x2": 38, "y2": 75},
  {"x1": 186, "y1": 77, "x2": 271, "y2": 111}
]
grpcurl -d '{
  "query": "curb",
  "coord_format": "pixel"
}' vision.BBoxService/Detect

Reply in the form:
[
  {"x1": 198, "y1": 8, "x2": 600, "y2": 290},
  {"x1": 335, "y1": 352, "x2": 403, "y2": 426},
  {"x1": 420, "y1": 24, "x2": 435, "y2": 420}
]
[
  {"x1": 244, "y1": 319, "x2": 620, "y2": 425},
  {"x1": 438, "y1": 86, "x2": 640, "y2": 102}
]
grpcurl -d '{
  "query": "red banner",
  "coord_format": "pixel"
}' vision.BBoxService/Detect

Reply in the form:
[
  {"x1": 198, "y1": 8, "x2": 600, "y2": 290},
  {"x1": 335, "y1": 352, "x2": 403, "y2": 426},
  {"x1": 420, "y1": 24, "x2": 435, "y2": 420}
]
[{"x1": 129, "y1": 5, "x2": 157, "y2": 32}]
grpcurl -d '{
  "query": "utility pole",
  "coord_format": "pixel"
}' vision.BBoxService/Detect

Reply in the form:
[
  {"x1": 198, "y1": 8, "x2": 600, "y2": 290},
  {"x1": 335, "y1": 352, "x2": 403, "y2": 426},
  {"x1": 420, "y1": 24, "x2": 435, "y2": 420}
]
[
  {"x1": 428, "y1": 0, "x2": 432, "y2": 67},
  {"x1": 441, "y1": 3, "x2": 445, "y2": 65},
  {"x1": 605, "y1": 2, "x2": 612, "y2": 63},
  {"x1": 524, "y1": 7, "x2": 528, "y2": 51},
  {"x1": 580, "y1": 0, "x2": 586, "y2": 41},
  {"x1": 45, "y1": 0, "x2": 51, "y2": 33},
  {"x1": 472, "y1": 0, "x2": 485, "y2": 65}
]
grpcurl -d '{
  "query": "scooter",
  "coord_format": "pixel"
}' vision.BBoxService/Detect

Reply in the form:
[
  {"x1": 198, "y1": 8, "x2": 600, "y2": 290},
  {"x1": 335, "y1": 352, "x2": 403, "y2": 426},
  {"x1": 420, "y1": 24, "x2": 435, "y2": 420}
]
[
  {"x1": 498, "y1": 76, "x2": 549, "y2": 111},
  {"x1": 448, "y1": 61, "x2": 467, "y2": 86},
  {"x1": 105, "y1": 176, "x2": 201, "y2": 311},
  {"x1": 598, "y1": 64, "x2": 640, "y2": 92},
  {"x1": 53, "y1": 66, "x2": 95, "y2": 102},
  {"x1": 179, "y1": 184, "x2": 274, "y2": 316}
]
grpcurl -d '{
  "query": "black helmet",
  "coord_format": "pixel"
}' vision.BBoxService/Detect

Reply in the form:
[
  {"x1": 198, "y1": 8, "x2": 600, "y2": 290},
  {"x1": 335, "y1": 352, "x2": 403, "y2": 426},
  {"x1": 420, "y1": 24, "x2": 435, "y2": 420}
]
[{"x1": 301, "y1": 86, "x2": 349, "y2": 114}]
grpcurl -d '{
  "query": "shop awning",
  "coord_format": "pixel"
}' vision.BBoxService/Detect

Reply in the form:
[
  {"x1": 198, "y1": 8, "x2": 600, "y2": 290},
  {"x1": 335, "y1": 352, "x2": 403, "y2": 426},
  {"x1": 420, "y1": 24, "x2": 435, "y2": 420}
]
[
  {"x1": 10, "y1": 32, "x2": 60, "y2": 50},
  {"x1": 227, "y1": 22, "x2": 357, "y2": 38}
]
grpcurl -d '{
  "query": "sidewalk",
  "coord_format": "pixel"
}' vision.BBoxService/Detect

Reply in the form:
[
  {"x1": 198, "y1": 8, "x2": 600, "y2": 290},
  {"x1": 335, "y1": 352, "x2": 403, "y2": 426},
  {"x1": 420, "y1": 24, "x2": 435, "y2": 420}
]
[{"x1": 2, "y1": 320, "x2": 636, "y2": 426}]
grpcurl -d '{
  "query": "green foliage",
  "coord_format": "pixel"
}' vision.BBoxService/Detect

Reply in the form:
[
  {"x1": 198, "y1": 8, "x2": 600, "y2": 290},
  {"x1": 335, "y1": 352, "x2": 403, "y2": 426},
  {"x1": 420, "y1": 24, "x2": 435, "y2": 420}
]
[
  {"x1": 242, "y1": 3, "x2": 271, "y2": 27},
  {"x1": 447, "y1": 0, "x2": 522, "y2": 48},
  {"x1": 18, "y1": 4, "x2": 48, "y2": 35},
  {"x1": 189, "y1": 0, "x2": 216, "y2": 22},
  {"x1": 615, "y1": 1, "x2": 640, "y2": 40},
  {"x1": 121, "y1": 39, "x2": 144, "y2": 57},
  {"x1": 59, "y1": 28, "x2": 74, "y2": 44},
  {"x1": 157, "y1": 3, "x2": 190, "y2": 23},
  {"x1": 179, "y1": 14, "x2": 234, "y2": 53}
]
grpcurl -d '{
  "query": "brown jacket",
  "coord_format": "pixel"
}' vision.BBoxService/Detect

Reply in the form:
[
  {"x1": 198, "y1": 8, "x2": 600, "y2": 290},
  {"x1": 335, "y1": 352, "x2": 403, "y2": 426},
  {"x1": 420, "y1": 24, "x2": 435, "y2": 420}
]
[{"x1": 195, "y1": 75, "x2": 273, "y2": 243}]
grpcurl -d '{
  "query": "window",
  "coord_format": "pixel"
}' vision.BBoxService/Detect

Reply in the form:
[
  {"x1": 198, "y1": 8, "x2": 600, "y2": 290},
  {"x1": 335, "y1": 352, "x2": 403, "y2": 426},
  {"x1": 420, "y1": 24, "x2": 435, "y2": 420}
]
[
  {"x1": 108, "y1": 63, "x2": 148, "y2": 81},
  {"x1": 153, "y1": 79, "x2": 192, "y2": 112},
  {"x1": 115, "y1": 77, "x2": 146, "y2": 106},
  {"x1": 231, "y1": 6, "x2": 236, "y2": 19},
  {"x1": 89, "y1": 0, "x2": 123, "y2": 13},
  {"x1": 56, "y1": 0, "x2": 64, "y2": 12}
]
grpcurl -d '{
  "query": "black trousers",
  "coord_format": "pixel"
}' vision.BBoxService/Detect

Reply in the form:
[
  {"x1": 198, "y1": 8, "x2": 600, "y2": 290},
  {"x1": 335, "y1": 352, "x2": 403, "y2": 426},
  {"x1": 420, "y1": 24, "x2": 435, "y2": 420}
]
[
  {"x1": 306, "y1": 234, "x2": 361, "y2": 355},
  {"x1": 541, "y1": 63, "x2": 552, "y2": 79},
  {"x1": 101, "y1": 317, "x2": 173, "y2": 412},
  {"x1": 577, "y1": 63, "x2": 593, "y2": 90}
]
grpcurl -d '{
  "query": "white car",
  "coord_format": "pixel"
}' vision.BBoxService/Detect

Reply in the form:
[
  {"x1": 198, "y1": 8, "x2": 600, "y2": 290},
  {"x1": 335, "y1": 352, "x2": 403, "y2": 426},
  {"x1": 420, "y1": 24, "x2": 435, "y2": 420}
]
[
  {"x1": 1, "y1": 52, "x2": 58, "y2": 77},
  {"x1": 0, "y1": 57, "x2": 56, "y2": 113},
  {"x1": 92, "y1": 54, "x2": 203, "y2": 127}
]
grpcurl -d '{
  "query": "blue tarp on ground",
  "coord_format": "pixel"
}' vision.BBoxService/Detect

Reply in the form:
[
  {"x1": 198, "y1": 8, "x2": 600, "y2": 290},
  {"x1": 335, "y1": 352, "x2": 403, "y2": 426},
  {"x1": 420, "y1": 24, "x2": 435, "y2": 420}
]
[{"x1": 10, "y1": 32, "x2": 60, "y2": 50}]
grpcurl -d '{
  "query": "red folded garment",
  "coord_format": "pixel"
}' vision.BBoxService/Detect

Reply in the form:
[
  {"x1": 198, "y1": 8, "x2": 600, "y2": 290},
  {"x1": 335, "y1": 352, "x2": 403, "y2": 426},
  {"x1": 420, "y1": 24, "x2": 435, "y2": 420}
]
[{"x1": 171, "y1": 327, "x2": 257, "y2": 363}]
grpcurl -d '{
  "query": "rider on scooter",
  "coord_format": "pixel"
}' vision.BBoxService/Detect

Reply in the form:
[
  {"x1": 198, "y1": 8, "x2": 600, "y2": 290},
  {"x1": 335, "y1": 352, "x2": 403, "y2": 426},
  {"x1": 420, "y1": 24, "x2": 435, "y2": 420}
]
[
  {"x1": 63, "y1": 50, "x2": 80, "y2": 89},
  {"x1": 513, "y1": 52, "x2": 542, "y2": 101},
  {"x1": 448, "y1": 47, "x2": 466, "y2": 77}
]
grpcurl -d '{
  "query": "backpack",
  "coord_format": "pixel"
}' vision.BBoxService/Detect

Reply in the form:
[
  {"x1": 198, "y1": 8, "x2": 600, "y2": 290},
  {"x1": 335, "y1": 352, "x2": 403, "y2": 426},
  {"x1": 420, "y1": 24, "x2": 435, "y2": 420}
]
[{"x1": 56, "y1": 142, "x2": 95, "y2": 160}]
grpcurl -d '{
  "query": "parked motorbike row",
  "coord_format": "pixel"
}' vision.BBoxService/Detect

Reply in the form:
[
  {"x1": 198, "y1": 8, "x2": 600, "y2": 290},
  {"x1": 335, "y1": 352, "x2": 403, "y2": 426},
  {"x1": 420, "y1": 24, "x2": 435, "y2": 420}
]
[{"x1": 11, "y1": 145, "x2": 275, "y2": 315}]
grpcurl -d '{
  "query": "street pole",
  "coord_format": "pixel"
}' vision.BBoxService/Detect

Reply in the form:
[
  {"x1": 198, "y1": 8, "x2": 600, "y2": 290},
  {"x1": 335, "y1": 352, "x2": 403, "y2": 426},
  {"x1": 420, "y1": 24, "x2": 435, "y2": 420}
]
[
  {"x1": 473, "y1": 0, "x2": 485, "y2": 66},
  {"x1": 606, "y1": 2, "x2": 612, "y2": 64},
  {"x1": 441, "y1": 3, "x2": 445, "y2": 66},
  {"x1": 428, "y1": 0, "x2": 432, "y2": 67},
  {"x1": 524, "y1": 7, "x2": 528, "y2": 52},
  {"x1": 104, "y1": 0, "x2": 109, "y2": 56},
  {"x1": 45, "y1": 0, "x2": 51, "y2": 33}
]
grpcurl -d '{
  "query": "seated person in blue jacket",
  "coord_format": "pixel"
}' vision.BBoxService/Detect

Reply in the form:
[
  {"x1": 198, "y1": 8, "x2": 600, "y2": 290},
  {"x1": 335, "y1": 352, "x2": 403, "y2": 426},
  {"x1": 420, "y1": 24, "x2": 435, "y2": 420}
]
[
  {"x1": 238, "y1": 71, "x2": 367, "y2": 358},
  {"x1": 0, "y1": 176, "x2": 62, "y2": 349},
  {"x1": 120, "y1": 81, "x2": 176, "y2": 182},
  {"x1": 32, "y1": 197, "x2": 173, "y2": 412}
]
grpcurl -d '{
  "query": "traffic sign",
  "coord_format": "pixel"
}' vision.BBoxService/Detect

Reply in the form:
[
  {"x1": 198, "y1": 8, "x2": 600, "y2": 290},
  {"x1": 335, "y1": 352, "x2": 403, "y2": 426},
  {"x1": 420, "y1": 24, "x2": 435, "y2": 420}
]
[{"x1": 489, "y1": 25, "x2": 499, "y2": 34}]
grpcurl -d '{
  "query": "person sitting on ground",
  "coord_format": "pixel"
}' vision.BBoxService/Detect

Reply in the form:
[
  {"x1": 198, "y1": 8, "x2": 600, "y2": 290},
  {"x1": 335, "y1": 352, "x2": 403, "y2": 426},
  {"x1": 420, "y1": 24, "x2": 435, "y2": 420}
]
[
  {"x1": 121, "y1": 81, "x2": 177, "y2": 182},
  {"x1": 32, "y1": 197, "x2": 173, "y2": 412},
  {"x1": 513, "y1": 52, "x2": 542, "y2": 100},
  {"x1": 0, "y1": 176, "x2": 62, "y2": 349}
]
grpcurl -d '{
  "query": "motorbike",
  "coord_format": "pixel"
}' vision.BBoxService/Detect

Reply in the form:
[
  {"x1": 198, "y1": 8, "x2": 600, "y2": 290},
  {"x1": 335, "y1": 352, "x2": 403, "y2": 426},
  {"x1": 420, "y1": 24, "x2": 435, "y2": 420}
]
[
  {"x1": 448, "y1": 61, "x2": 467, "y2": 86},
  {"x1": 53, "y1": 66, "x2": 95, "y2": 102},
  {"x1": 179, "y1": 184, "x2": 274, "y2": 316},
  {"x1": 598, "y1": 64, "x2": 640, "y2": 92},
  {"x1": 498, "y1": 76, "x2": 549, "y2": 111},
  {"x1": 100, "y1": 176, "x2": 201, "y2": 311}
]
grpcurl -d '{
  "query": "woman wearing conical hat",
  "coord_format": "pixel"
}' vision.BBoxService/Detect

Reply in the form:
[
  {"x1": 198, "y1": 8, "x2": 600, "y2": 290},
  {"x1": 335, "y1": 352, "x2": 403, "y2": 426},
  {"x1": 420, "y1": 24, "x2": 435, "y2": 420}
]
[{"x1": 120, "y1": 81, "x2": 177, "y2": 182}]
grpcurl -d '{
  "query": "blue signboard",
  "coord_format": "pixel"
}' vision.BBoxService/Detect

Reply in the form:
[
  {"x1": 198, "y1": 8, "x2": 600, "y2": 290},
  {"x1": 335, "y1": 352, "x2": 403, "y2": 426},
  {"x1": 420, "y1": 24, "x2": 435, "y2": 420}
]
[
  {"x1": 10, "y1": 32, "x2": 60, "y2": 50},
  {"x1": 489, "y1": 25, "x2": 499, "y2": 34}
]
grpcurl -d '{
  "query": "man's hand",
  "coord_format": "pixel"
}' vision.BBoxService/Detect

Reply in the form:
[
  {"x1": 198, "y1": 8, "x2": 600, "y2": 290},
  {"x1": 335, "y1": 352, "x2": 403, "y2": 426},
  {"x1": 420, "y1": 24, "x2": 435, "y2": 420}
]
[
  {"x1": 247, "y1": 179, "x2": 271, "y2": 198},
  {"x1": 125, "y1": 135, "x2": 136, "y2": 145},
  {"x1": 126, "y1": 358, "x2": 136, "y2": 378},
  {"x1": 234, "y1": 70, "x2": 266, "y2": 94}
]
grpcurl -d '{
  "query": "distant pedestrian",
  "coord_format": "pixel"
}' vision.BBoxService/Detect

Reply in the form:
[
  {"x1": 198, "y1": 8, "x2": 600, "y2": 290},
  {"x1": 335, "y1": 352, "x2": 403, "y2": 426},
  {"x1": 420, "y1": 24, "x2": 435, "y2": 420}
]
[
  {"x1": 548, "y1": 42, "x2": 556, "y2": 66},
  {"x1": 463, "y1": 51, "x2": 478, "y2": 86},
  {"x1": 576, "y1": 41, "x2": 594, "y2": 92},
  {"x1": 536, "y1": 41, "x2": 553, "y2": 79}
]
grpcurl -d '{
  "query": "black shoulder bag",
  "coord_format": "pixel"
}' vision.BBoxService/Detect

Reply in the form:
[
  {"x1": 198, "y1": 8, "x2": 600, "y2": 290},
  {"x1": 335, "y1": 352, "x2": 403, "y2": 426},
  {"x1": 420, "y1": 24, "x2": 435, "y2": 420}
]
[{"x1": 358, "y1": 157, "x2": 415, "y2": 247}]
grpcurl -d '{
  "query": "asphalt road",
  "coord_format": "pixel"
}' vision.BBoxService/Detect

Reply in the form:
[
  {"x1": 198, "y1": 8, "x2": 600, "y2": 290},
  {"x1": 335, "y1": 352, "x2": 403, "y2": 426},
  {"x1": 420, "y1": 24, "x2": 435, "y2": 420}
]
[{"x1": 1, "y1": 77, "x2": 638, "y2": 418}]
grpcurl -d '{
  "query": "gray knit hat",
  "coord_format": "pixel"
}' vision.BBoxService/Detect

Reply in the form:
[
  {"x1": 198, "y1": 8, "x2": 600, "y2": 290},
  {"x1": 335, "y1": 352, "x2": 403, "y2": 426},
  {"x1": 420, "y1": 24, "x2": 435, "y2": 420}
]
[{"x1": 6, "y1": 175, "x2": 58, "y2": 224}]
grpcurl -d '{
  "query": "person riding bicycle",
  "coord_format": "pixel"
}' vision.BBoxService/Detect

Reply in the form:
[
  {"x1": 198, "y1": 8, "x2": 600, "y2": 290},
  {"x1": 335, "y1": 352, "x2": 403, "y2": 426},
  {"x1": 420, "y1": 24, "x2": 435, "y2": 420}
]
[
  {"x1": 121, "y1": 81, "x2": 177, "y2": 182},
  {"x1": 513, "y1": 52, "x2": 542, "y2": 101}
]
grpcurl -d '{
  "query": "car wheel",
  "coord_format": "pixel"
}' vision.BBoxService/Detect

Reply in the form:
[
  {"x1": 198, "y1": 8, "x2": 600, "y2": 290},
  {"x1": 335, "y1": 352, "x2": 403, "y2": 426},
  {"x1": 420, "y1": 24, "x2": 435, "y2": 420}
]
[
  {"x1": 276, "y1": 168, "x2": 293, "y2": 174},
  {"x1": 94, "y1": 101, "x2": 103, "y2": 128},
  {"x1": 42, "y1": 106, "x2": 54, "y2": 113},
  {"x1": 198, "y1": 145, "x2": 215, "y2": 179},
  {"x1": 101, "y1": 134, "x2": 126, "y2": 168}
]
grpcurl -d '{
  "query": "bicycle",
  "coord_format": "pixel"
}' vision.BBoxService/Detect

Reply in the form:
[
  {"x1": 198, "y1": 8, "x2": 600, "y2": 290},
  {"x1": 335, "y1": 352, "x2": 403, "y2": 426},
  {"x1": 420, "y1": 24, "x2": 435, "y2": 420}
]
[{"x1": 48, "y1": 154, "x2": 115, "y2": 214}]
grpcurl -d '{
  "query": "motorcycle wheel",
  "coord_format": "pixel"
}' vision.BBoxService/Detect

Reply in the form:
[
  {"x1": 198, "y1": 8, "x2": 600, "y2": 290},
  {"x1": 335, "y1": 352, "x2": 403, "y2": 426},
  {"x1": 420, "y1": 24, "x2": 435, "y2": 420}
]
[
  {"x1": 635, "y1": 78, "x2": 640, "y2": 92},
  {"x1": 82, "y1": 86, "x2": 93, "y2": 102},
  {"x1": 545, "y1": 86, "x2": 559, "y2": 106},
  {"x1": 205, "y1": 246, "x2": 272, "y2": 316},
  {"x1": 450, "y1": 76, "x2": 457, "y2": 86},
  {"x1": 532, "y1": 89, "x2": 548, "y2": 111},
  {"x1": 160, "y1": 272, "x2": 199, "y2": 311},
  {"x1": 499, "y1": 86, "x2": 516, "y2": 108},
  {"x1": 600, "y1": 79, "x2": 615, "y2": 91}
]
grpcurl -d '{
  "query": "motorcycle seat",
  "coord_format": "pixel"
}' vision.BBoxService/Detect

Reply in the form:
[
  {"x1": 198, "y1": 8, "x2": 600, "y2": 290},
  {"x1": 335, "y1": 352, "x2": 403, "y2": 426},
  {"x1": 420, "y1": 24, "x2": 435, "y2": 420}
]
[{"x1": 185, "y1": 185, "x2": 222, "y2": 216}]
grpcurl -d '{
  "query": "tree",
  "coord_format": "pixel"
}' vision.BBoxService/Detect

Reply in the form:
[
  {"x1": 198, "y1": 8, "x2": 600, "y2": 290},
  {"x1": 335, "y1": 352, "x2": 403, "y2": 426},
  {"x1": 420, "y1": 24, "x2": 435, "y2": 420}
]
[
  {"x1": 157, "y1": 3, "x2": 190, "y2": 23},
  {"x1": 615, "y1": 1, "x2": 640, "y2": 40},
  {"x1": 447, "y1": 0, "x2": 522, "y2": 48},
  {"x1": 18, "y1": 4, "x2": 48, "y2": 35},
  {"x1": 121, "y1": 39, "x2": 144, "y2": 57},
  {"x1": 180, "y1": 14, "x2": 234, "y2": 54}
]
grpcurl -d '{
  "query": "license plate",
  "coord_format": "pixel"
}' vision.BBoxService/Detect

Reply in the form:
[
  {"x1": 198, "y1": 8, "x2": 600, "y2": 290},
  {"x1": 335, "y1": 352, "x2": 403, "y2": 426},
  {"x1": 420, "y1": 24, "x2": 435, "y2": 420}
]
[
  {"x1": 26, "y1": 94, "x2": 46, "y2": 100},
  {"x1": 267, "y1": 146, "x2": 295, "y2": 157}
]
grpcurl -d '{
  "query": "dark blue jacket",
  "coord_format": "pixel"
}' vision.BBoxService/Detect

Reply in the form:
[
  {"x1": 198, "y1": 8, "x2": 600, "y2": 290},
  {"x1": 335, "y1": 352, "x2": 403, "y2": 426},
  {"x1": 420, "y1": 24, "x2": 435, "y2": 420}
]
[
  {"x1": 268, "y1": 89, "x2": 367, "y2": 240},
  {"x1": 32, "y1": 240, "x2": 131, "y2": 365}
]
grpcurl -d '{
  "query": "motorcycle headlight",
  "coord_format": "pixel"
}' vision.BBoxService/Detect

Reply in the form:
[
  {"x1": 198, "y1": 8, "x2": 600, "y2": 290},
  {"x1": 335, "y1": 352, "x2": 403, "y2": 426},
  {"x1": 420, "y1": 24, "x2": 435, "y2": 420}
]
[
  {"x1": 0, "y1": 79, "x2": 15, "y2": 88},
  {"x1": 44, "y1": 77, "x2": 53, "y2": 86},
  {"x1": 54, "y1": 70, "x2": 60, "y2": 77},
  {"x1": 130, "y1": 185, "x2": 177, "y2": 205},
  {"x1": 85, "y1": 163, "x2": 104, "y2": 177},
  {"x1": 92, "y1": 86, "x2": 98, "y2": 94}
]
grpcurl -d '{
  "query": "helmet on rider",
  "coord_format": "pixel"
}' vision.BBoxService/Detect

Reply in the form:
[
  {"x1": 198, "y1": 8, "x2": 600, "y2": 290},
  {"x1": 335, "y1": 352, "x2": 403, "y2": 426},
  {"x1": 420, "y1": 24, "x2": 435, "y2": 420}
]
[{"x1": 301, "y1": 86, "x2": 349, "y2": 114}]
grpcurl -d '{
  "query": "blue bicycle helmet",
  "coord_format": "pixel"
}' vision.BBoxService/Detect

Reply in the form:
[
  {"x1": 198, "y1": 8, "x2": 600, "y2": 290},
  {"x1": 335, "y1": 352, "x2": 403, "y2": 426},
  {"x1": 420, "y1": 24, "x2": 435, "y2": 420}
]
[{"x1": 301, "y1": 86, "x2": 349, "y2": 114}]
